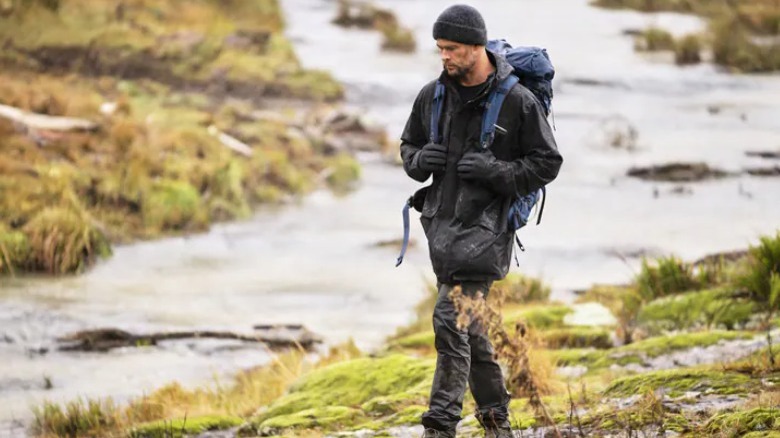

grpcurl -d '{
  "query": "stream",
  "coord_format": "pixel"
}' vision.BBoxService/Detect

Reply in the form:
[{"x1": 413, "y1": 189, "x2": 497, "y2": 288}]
[{"x1": 2, "y1": 0, "x2": 780, "y2": 435}]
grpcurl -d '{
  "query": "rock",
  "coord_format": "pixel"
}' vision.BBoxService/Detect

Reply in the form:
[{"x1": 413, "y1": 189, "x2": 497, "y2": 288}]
[
  {"x1": 564, "y1": 302, "x2": 617, "y2": 327},
  {"x1": 332, "y1": 0, "x2": 397, "y2": 30},
  {"x1": 627, "y1": 162, "x2": 731, "y2": 182},
  {"x1": 57, "y1": 325, "x2": 323, "y2": 352},
  {"x1": 745, "y1": 150, "x2": 780, "y2": 159},
  {"x1": 563, "y1": 78, "x2": 630, "y2": 89},
  {"x1": 745, "y1": 165, "x2": 780, "y2": 177},
  {"x1": 194, "y1": 428, "x2": 239, "y2": 438}
]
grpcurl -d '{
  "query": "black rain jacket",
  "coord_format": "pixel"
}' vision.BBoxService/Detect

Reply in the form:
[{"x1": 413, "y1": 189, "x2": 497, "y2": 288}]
[{"x1": 400, "y1": 50, "x2": 563, "y2": 284}]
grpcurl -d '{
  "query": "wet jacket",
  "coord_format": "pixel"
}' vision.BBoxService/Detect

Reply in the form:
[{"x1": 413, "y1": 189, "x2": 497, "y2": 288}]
[{"x1": 400, "y1": 50, "x2": 562, "y2": 284}]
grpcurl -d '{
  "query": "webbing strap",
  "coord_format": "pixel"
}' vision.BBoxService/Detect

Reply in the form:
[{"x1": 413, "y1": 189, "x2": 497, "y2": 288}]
[
  {"x1": 536, "y1": 186, "x2": 547, "y2": 225},
  {"x1": 396, "y1": 198, "x2": 413, "y2": 267},
  {"x1": 480, "y1": 75, "x2": 519, "y2": 149},
  {"x1": 430, "y1": 81, "x2": 446, "y2": 144}
]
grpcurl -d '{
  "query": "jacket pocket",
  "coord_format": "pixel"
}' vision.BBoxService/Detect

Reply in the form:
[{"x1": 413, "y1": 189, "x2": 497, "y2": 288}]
[{"x1": 419, "y1": 180, "x2": 441, "y2": 236}]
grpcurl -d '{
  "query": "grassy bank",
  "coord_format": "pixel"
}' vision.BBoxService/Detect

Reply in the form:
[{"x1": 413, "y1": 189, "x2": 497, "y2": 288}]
[
  {"x1": 30, "y1": 231, "x2": 780, "y2": 436},
  {"x1": 0, "y1": 0, "x2": 362, "y2": 276},
  {"x1": 594, "y1": 0, "x2": 780, "y2": 71}
]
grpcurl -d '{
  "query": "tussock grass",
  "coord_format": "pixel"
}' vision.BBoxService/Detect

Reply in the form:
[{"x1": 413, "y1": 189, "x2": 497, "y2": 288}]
[
  {"x1": 32, "y1": 343, "x2": 362, "y2": 437},
  {"x1": 636, "y1": 256, "x2": 699, "y2": 301}
]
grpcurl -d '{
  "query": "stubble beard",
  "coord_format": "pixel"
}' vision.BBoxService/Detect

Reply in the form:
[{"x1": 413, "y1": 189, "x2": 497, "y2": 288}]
[{"x1": 444, "y1": 60, "x2": 475, "y2": 81}]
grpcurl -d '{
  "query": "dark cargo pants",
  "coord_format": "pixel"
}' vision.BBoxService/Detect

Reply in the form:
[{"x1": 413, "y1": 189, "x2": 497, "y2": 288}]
[{"x1": 421, "y1": 282, "x2": 511, "y2": 431}]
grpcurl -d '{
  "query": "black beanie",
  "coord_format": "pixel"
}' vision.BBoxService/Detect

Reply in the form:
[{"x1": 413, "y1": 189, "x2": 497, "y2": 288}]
[{"x1": 432, "y1": 4, "x2": 487, "y2": 46}]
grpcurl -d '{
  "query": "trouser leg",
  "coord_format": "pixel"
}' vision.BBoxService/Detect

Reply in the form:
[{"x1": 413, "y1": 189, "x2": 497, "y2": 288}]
[
  {"x1": 468, "y1": 313, "x2": 511, "y2": 427},
  {"x1": 422, "y1": 281, "x2": 509, "y2": 431}
]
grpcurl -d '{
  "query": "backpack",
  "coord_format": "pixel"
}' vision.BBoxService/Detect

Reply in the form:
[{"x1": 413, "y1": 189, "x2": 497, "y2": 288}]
[{"x1": 396, "y1": 39, "x2": 555, "y2": 267}]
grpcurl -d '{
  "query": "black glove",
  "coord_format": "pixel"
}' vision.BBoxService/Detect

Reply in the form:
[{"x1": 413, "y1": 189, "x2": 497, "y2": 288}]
[
  {"x1": 416, "y1": 143, "x2": 447, "y2": 172},
  {"x1": 457, "y1": 151, "x2": 497, "y2": 181}
]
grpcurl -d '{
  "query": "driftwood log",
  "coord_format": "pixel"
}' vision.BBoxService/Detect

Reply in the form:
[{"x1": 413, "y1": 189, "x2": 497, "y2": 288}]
[
  {"x1": 0, "y1": 104, "x2": 98, "y2": 132},
  {"x1": 58, "y1": 325, "x2": 321, "y2": 352},
  {"x1": 207, "y1": 125, "x2": 253, "y2": 157}
]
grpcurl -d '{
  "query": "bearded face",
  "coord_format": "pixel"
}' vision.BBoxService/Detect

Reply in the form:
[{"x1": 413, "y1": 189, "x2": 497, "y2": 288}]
[{"x1": 436, "y1": 39, "x2": 479, "y2": 80}]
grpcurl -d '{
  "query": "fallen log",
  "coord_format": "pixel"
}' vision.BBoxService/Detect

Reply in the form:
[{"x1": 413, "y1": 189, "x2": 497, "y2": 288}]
[
  {"x1": 0, "y1": 103, "x2": 99, "y2": 132},
  {"x1": 627, "y1": 162, "x2": 731, "y2": 182},
  {"x1": 57, "y1": 325, "x2": 322, "y2": 352}
]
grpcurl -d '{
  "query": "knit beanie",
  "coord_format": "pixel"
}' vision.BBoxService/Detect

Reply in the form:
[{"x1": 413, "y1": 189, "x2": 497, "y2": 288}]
[{"x1": 432, "y1": 4, "x2": 487, "y2": 46}]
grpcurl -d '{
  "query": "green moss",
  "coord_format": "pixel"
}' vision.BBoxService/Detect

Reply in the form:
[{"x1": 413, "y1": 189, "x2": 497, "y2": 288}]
[
  {"x1": 706, "y1": 408, "x2": 780, "y2": 436},
  {"x1": 207, "y1": 161, "x2": 251, "y2": 220},
  {"x1": 258, "y1": 406, "x2": 360, "y2": 429},
  {"x1": 130, "y1": 415, "x2": 243, "y2": 438},
  {"x1": 541, "y1": 327, "x2": 613, "y2": 349},
  {"x1": 605, "y1": 368, "x2": 753, "y2": 398},
  {"x1": 248, "y1": 355, "x2": 434, "y2": 432},
  {"x1": 389, "y1": 330, "x2": 434, "y2": 351},
  {"x1": 504, "y1": 304, "x2": 573, "y2": 329},
  {"x1": 142, "y1": 179, "x2": 203, "y2": 232},
  {"x1": 639, "y1": 288, "x2": 757, "y2": 332}
]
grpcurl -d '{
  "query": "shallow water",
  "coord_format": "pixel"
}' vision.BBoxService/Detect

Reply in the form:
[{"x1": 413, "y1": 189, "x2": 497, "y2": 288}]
[{"x1": 2, "y1": 0, "x2": 780, "y2": 433}]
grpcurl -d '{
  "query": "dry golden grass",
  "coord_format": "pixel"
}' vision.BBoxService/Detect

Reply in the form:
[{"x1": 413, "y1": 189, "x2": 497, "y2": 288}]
[
  {"x1": 33, "y1": 341, "x2": 363, "y2": 437},
  {"x1": 449, "y1": 286, "x2": 563, "y2": 436}
]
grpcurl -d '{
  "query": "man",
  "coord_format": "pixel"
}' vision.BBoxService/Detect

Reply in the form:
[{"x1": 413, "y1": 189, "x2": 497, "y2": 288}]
[{"x1": 399, "y1": 4, "x2": 562, "y2": 438}]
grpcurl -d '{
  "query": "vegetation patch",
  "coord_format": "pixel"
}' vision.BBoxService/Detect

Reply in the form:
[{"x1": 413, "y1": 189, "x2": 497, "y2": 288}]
[
  {"x1": 605, "y1": 368, "x2": 753, "y2": 398},
  {"x1": 504, "y1": 304, "x2": 573, "y2": 330},
  {"x1": 245, "y1": 355, "x2": 434, "y2": 433},
  {"x1": 593, "y1": 0, "x2": 780, "y2": 72},
  {"x1": 0, "y1": 0, "x2": 370, "y2": 276},
  {"x1": 706, "y1": 408, "x2": 780, "y2": 436},
  {"x1": 675, "y1": 34, "x2": 703, "y2": 65},
  {"x1": 639, "y1": 288, "x2": 757, "y2": 332},
  {"x1": 130, "y1": 415, "x2": 242, "y2": 438},
  {"x1": 635, "y1": 27, "x2": 675, "y2": 51},
  {"x1": 540, "y1": 327, "x2": 613, "y2": 349},
  {"x1": 617, "y1": 330, "x2": 752, "y2": 358}
]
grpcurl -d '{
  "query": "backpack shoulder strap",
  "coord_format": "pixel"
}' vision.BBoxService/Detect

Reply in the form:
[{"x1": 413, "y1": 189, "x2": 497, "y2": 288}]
[
  {"x1": 481, "y1": 75, "x2": 520, "y2": 149},
  {"x1": 430, "y1": 81, "x2": 446, "y2": 144}
]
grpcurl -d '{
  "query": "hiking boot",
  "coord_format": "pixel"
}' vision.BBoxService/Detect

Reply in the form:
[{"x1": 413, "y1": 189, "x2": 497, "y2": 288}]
[
  {"x1": 484, "y1": 426, "x2": 514, "y2": 438},
  {"x1": 422, "y1": 427, "x2": 456, "y2": 438}
]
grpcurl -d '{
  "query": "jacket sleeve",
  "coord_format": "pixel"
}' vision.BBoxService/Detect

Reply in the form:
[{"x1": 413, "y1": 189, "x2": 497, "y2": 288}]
[
  {"x1": 400, "y1": 85, "x2": 432, "y2": 183},
  {"x1": 487, "y1": 94, "x2": 562, "y2": 197}
]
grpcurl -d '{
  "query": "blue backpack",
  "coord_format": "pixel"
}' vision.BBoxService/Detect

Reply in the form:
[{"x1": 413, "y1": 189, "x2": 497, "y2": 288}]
[{"x1": 396, "y1": 39, "x2": 555, "y2": 267}]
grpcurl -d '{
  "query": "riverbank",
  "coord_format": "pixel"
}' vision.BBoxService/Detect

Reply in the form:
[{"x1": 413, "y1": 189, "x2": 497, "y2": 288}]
[
  {"x1": 594, "y1": 0, "x2": 780, "y2": 71},
  {"x1": 29, "y1": 232, "x2": 780, "y2": 437},
  {"x1": 0, "y1": 0, "x2": 371, "y2": 276}
]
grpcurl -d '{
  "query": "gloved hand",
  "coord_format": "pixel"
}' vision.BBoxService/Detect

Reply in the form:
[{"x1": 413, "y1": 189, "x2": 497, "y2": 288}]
[
  {"x1": 457, "y1": 151, "x2": 497, "y2": 181},
  {"x1": 416, "y1": 143, "x2": 448, "y2": 172}
]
